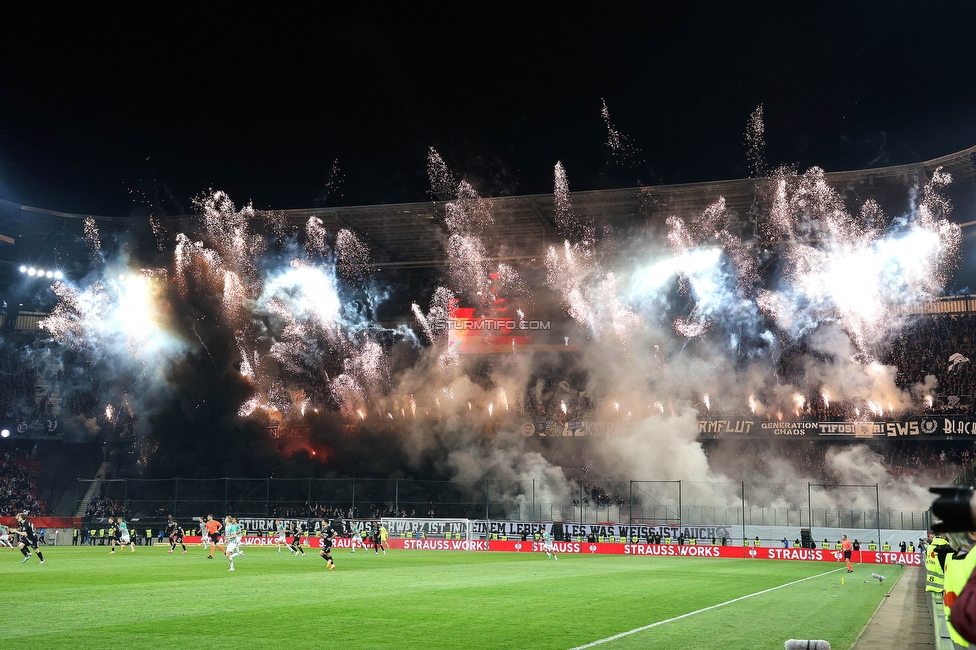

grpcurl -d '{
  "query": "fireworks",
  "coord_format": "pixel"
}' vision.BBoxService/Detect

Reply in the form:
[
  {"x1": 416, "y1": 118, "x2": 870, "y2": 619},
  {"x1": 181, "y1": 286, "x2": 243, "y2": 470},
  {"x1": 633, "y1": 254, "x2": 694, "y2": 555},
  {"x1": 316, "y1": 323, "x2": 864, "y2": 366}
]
[
  {"x1": 600, "y1": 98, "x2": 639, "y2": 164},
  {"x1": 744, "y1": 104, "x2": 765, "y2": 177},
  {"x1": 84, "y1": 217, "x2": 102, "y2": 263},
  {"x1": 427, "y1": 148, "x2": 457, "y2": 201},
  {"x1": 305, "y1": 217, "x2": 329, "y2": 257},
  {"x1": 30, "y1": 120, "x2": 968, "y2": 457},
  {"x1": 336, "y1": 229, "x2": 372, "y2": 283},
  {"x1": 601, "y1": 99, "x2": 621, "y2": 155}
]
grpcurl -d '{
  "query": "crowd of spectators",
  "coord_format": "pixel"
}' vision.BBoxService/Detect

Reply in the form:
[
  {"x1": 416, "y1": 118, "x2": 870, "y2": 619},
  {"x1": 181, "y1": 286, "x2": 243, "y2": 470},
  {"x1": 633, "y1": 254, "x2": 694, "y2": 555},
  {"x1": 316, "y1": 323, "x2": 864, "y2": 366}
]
[
  {"x1": 572, "y1": 483, "x2": 626, "y2": 507},
  {"x1": 887, "y1": 314, "x2": 976, "y2": 406},
  {"x1": 514, "y1": 313, "x2": 976, "y2": 423},
  {"x1": 697, "y1": 439, "x2": 969, "y2": 486},
  {"x1": 266, "y1": 501, "x2": 435, "y2": 520},
  {"x1": 0, "y1": 341, "x2": 40, "y2": 424},
  {"x1": 84, "y1": 495, "x2": 126, "y2": 519},
  {"x1": 0, "y1": 448, "x2": 46, "y2": 516}
]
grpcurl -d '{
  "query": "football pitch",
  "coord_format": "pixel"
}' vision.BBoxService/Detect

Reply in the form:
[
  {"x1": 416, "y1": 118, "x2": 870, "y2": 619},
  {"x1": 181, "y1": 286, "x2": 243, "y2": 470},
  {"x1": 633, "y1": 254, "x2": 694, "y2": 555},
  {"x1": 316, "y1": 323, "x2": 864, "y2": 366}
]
[{"x1": 2, "y1": 545, "x2": 903, "y2": 649}]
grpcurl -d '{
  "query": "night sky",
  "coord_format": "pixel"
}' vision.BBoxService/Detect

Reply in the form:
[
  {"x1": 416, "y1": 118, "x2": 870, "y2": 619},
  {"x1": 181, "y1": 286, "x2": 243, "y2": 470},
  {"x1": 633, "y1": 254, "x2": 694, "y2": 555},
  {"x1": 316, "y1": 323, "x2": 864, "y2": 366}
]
[{"x1": 1, "y1": 3, "x2": 975, "y2": 217}]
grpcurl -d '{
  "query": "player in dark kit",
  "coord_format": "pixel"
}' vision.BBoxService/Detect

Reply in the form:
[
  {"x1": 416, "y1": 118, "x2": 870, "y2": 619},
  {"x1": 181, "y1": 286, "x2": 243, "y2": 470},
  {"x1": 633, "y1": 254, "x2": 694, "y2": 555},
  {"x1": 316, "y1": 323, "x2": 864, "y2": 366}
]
[
  {"x1": 289, "y1": 523, "x2": 305, "y2": 556},
  {"x1": 11, "y1": 513, "x2": 45, "y2": 564},
  {"x1": 371, "y1": 522, "x2": 383, "y2": 555},
  {"x1": 319, "y1": 523, "x2": 337, "y2": 570},
  {"x1": 108, "y1": 517, "x2": 122, "y2": 554},
  {"x1": 165, "y1": 516, "x2": 187, "y2": 554}
]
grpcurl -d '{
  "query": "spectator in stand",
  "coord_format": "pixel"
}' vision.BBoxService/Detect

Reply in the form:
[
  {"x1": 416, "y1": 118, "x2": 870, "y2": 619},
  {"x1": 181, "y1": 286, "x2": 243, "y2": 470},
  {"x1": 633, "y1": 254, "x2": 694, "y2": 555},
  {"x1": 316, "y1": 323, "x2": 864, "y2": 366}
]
[{"x1": 0, "y1": 448, "x2": 46, "y2": 516}]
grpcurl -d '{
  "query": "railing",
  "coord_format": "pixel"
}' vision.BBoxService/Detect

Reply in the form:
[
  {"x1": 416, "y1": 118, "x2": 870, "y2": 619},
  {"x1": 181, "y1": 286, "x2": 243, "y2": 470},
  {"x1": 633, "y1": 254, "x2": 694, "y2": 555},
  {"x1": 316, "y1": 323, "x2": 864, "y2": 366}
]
[{"x1": 75, "y1": 477, "x2": 931, "y2": 531}]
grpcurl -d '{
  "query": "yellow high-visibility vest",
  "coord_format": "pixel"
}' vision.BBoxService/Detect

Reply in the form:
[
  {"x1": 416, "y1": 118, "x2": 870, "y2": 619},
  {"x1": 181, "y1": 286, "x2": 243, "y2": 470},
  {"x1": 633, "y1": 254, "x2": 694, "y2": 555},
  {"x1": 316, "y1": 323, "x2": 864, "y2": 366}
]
[
  {"x1": 943, "y1": 551, "x2": 976, "y2": 647},
  {"x1": 926, "y1": 538, "x2": 950, "y2": 593}
]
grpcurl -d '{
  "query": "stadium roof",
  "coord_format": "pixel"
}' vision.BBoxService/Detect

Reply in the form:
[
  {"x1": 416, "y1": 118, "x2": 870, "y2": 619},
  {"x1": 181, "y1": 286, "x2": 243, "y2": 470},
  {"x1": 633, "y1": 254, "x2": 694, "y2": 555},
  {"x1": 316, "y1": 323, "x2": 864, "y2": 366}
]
[{"x1": 1, "y1": 144, "x2": 975, "y2": 275}]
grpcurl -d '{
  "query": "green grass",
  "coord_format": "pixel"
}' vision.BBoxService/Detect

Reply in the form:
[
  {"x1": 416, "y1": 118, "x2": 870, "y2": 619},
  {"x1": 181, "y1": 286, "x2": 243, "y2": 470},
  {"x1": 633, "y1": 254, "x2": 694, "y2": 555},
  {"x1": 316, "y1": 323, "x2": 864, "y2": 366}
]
[{"x1": 1, "y1": 545, "x2": 902, "y2": 649}]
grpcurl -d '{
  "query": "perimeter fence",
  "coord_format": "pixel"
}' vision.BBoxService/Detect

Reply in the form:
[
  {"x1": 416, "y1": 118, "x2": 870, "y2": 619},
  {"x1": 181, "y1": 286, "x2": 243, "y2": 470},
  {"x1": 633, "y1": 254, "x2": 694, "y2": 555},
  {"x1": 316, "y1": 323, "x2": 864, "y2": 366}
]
[{"x1": 76, "y1": 477, "x2": 930, "y2": 531}]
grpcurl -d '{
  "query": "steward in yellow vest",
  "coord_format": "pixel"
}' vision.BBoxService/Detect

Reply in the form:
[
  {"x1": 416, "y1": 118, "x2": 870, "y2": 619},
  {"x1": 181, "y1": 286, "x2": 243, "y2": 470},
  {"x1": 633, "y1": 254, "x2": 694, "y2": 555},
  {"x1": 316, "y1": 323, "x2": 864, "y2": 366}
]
[
  {"x1": 868, "y1": 541, "x2": 877, "y2": 551},
  {"x1": 882, "y1": 541, "x2": 891, "y2": 551},
  {"x1": 743, "y1": 539, "x2": 751, "y2": 547},
  {"x1": 754, "y1": 537, "x2": 761, "y2": 547},
  {"x1": 834, "y1": 541, "x2": 843, "y2": 551},
  {"x1": 926, "y1": 535, "x2": 952, "y2": 594},
  {"x1": 792, "y1": 540, "x2": 801, "y2": 548},
  {"x1": 821, "y1": 539, "x2": 829, "y2": 549},
  {"x1": 943, "y1": 539, "x2": 976, "y2": 648}
]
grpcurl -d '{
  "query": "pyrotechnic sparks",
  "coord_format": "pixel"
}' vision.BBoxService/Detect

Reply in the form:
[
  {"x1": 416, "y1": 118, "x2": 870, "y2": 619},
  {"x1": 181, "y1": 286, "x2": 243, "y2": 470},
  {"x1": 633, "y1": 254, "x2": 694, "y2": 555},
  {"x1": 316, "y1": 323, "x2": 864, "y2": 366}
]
[
  {"x1": 149, "y1": 215, "x2": 166, "y2": 251},
  {"x1": 793, "y1": 393, "x2": 805, "y2": 416},
  {"x1": 336, "y1": 229, "x2": 372, "y2": 283},
  {"x1": 427, "y1": 148, "x2": 457, "y2": 201},
  {"x1": 305, "y1": 217, "x2": 329, "y2": 257},
  {"x1": 745, "y1": 104, "x2": 765, "y2": 177},
  {"x1": 600, "y1": 98, "x2": 639, "y2": 164},
  {"x1": 553, "y1": 162, "x2": 575, "y2": 237},
  {"x1": 601, "y1": 99, "x2": 621, "y2": 155},
  {"x1": 27, "y1": 106, "x2": 969, "y2": 532},
  {"x1": 84, "y1": 217, "x2": 102, "y2": 263}
]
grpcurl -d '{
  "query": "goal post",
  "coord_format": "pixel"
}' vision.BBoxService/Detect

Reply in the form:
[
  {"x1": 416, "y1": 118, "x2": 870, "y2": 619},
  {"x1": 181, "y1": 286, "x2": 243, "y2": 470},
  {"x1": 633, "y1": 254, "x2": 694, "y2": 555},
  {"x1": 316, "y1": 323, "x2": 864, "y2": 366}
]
[{"x1": 380, "y1": 518, "x2": 473, "y2": 547}]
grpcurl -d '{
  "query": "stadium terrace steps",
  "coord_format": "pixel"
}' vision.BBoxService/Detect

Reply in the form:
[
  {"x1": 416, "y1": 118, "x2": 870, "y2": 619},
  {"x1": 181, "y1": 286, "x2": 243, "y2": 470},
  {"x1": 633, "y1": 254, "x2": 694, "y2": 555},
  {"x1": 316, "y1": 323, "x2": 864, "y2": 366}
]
[
  {"x1": 852, "y1": 566, "x2": 943, "y2": 650},
  {"x1": 73, "y1": 461, "x2": 109, "y2": 517}
]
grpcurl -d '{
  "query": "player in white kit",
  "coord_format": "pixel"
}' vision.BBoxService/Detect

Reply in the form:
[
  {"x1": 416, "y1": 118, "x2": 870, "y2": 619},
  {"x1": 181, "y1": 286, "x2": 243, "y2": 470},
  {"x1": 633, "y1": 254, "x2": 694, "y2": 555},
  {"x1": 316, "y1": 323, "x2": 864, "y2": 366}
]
[
  {"x1": 348, "y1": 521, "x2": 366, "y2": 552},
  {"x1": 0, "y1": 523, "x2": 12, "y2": 548},
  {"x1": 274, "y1": 520, "x2": 288, "y2": 554},
  {"x1": 224, "y1": 517, "x2": 244, "y2": 571},
  {"x1": 542, "y1": 531, "x2": 557, "y2": 560}
]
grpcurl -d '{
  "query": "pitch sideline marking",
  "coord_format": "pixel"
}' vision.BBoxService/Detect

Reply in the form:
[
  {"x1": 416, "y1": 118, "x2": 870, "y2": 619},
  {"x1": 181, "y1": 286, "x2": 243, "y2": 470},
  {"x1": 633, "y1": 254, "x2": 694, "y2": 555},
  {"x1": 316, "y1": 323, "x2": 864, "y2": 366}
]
[{"x1": 567, "y1": 567, "x2": 846, "y2": 649}]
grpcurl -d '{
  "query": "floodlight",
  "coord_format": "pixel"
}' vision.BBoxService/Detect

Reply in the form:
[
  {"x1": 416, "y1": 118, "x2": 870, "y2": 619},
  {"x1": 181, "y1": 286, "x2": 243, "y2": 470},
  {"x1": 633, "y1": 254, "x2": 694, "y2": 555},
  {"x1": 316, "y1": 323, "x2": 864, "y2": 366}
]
[
  {"x1": 27, "y1": 268, "x2": 36, "y2": 276},
  {"x1": 18, "y1": 266, "x2": 26, "y2": 273},
  {"x1": 54, "y1": 271, "x2": 63, "y2": 280},
  {"x1": 0, "y1": 429, "x2": 9, "y2": 438},
  {"x1": 45, "y1": 270, "x2": 53, "y2": 278}
]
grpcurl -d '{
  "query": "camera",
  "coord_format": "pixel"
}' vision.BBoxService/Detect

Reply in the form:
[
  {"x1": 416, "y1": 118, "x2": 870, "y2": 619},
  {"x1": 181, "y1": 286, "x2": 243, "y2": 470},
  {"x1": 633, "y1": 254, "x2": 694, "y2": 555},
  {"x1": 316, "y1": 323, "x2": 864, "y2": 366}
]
[{"x1": 930, "y1": 486, "x2": 976, "y2": 533}]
